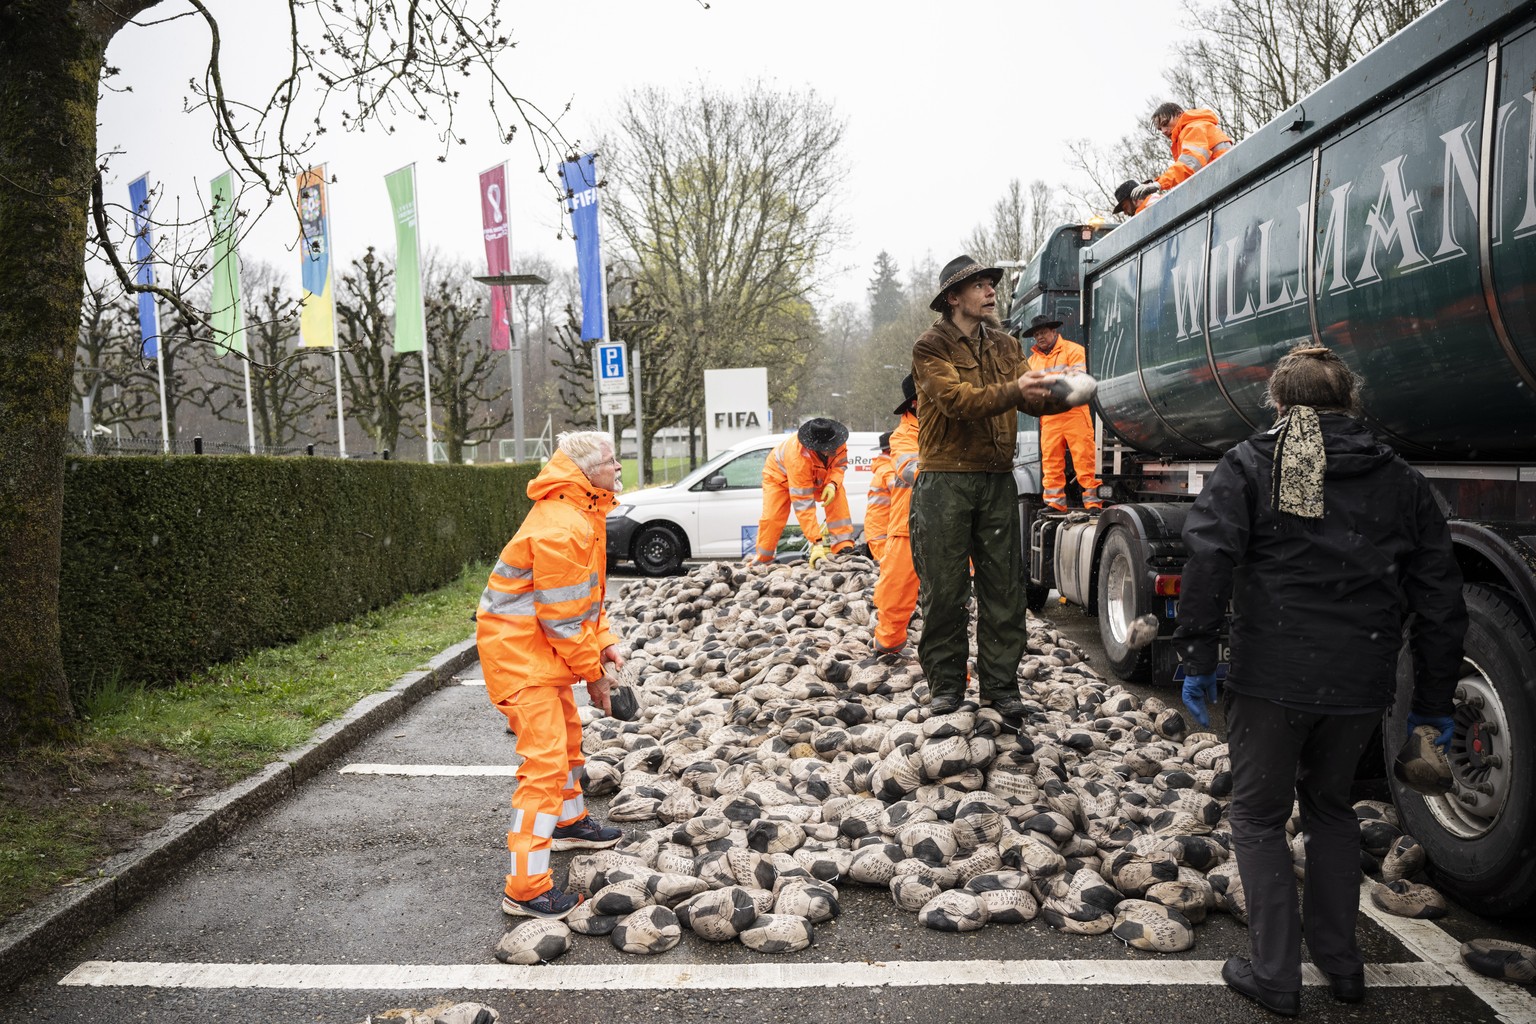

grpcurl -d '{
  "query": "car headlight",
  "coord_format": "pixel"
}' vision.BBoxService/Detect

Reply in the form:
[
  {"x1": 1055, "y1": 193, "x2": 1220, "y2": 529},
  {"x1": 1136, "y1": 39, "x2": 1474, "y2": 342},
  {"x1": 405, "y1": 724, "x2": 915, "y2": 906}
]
[{"x1": 608, "y1": 505, "x2": 634, "y2": 519}]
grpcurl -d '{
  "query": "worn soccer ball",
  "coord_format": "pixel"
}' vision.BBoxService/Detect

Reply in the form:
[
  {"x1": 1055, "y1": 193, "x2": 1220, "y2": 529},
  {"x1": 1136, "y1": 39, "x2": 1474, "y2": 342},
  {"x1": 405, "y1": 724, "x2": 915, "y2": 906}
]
[
  {"x1": 611, "y1": 904, "x2": 682, "y2": 955},
  {"x1": 590, "y1": 879, "x2": 654, "y2": 916},
  {"x1": 918, "y1": 890, "x2": 990, "y2": 933},
  {"x1": 739, "y1": 913, "x2": 814, "y2": 953},
  {"x1": 494, "y1": 918, "x2": 572, "y2": 965},
  {"x1": 1371, "y1": 879, "x2": 1449, "y2": 919},
  {"x1": 977, "y1": 888, "x2": 1038, "y2": 924},
  {"x1": 899, "y1": 821, "x2": 960, "y2": 866},
  {"x1": 773, "y1": 880, "x2": 841, "y2": 923},
  {"x1": 1461, "y1": 939, "x2": 1536, "y2": 983},
  {"x1": 564, "y1": 900, "x2": 621, "y2": 936},
  {"x1": 1112, "y1": 899, "x2": 1195, "y2": 953},
  {"x1": 677, "y1": 885, "x2": 759, "y2": 942}
]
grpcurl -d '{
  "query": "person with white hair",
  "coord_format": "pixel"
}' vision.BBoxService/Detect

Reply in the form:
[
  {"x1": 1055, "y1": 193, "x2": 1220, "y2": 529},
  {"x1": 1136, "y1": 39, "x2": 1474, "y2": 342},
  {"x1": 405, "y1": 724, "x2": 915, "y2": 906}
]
[{"x1": 477, "y1": 430, "x2": 628, "y2": 919}]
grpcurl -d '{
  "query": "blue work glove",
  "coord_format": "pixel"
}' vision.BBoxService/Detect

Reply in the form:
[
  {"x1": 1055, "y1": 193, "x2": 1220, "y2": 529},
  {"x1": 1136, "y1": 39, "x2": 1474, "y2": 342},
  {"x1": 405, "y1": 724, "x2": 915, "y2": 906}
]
[
  {"x1": 1406, "y1": 711, "x2": 1455, "y2": 752},
  {"x1": 1181, "y1": 673, "x2": 1219, "y2": 728}
]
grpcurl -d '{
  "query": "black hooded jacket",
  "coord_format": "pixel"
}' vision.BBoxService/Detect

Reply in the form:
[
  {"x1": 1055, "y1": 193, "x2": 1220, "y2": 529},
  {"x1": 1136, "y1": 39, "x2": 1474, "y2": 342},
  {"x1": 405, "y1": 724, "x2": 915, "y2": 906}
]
[{"x1": 1174, "y1": 413, "x2": 1466, "y2": 715}]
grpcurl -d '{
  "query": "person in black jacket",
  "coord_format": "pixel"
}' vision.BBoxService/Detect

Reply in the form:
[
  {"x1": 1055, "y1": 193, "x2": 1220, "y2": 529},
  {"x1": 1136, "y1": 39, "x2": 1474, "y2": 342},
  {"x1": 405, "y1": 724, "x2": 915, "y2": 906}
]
[{"x1": 1174, "y1": 345, "x2": 1467, "y2": 1017}]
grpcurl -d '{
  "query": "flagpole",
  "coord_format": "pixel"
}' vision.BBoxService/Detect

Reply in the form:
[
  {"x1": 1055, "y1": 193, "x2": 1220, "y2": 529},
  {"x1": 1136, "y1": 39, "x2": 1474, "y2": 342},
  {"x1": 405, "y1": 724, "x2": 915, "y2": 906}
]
[
  {"x1": 411, "y1": 163, "x2": 435, "y2": 464},
  {"x1": 153, "y1": 294, "x2": 170, "y2": 453},
  {"x1": 322, "y1": 164, "x2": 348, "y2": 458}
]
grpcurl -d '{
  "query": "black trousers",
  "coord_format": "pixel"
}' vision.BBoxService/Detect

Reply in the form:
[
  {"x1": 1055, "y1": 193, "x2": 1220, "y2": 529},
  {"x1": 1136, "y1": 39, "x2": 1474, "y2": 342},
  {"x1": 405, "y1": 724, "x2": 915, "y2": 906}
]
[{"x1": 1225, "y1": 690, "x2": 1381, "y2": 992}]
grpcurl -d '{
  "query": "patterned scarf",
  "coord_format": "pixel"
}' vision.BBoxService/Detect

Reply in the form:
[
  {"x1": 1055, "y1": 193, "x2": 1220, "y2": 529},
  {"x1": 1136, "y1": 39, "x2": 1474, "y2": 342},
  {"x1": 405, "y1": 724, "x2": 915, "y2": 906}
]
[{"x1": 1271, "y1": 405, "x2": 1326, "y2": 519}]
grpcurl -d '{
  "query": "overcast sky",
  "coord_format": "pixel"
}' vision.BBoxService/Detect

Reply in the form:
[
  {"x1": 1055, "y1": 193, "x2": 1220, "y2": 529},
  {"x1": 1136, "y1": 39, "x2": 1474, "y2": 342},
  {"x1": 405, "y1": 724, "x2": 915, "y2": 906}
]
[{"x1": 96, "y1": 0, "x2": 1192, "y2": 313}]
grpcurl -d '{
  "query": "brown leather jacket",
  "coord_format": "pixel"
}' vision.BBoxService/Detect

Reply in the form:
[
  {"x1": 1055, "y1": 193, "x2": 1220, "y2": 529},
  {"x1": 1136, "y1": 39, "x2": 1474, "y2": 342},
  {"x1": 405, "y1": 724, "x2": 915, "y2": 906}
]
[{"x1": 912, "y1": 317, "x2": 1058, "y2": 473}]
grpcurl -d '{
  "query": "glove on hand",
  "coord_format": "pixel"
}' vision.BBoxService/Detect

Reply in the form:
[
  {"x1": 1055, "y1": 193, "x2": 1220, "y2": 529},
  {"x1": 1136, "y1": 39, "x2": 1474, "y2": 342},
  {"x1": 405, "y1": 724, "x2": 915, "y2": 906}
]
[
  {"x1": 1130, "y1": 182, "x2": 1160, "y2": 201},
  {"x1": 1181, "y1": 672, "x2": 1219, "y2": 728},
  {"x1": 819, "y1": 482, "x2": 837, "y2": 504},
  {"x1": 1406, "y1": 711, "x2": 1455, "y2": 751},
  {"x1": 807, "y1": 543, "x2": 828, "y2": 568}
]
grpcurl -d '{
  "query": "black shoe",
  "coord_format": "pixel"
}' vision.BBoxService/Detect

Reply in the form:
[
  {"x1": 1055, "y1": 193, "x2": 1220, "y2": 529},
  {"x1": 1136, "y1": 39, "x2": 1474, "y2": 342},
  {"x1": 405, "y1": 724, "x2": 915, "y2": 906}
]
[
  {"x1": 927, "y1": 694, "x2": 962, "y2": 716},
  {"x1": 1222, "y1": 957, "x2": 1299, "y2": 1018},
  {"x1": 1326, "y1": 971, "x2": 1365, "y2": 1003},
  {"x1": 982, "y1": 696, "x2": 1029, "y2": 722}
]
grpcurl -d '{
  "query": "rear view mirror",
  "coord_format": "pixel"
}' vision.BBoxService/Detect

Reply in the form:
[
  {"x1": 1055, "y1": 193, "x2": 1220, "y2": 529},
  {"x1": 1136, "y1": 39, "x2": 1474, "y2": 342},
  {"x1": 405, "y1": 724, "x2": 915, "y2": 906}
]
[{"x1": 702, "y1": 474, "x2": 728, "y2": 491}]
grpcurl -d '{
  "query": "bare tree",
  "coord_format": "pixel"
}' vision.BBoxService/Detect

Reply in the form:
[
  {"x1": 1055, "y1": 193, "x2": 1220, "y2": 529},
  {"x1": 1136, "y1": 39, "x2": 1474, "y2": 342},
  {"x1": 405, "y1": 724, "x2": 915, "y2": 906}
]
[
  {"x1": 75, "y1": 281, "x2": 157, "y2": 451},
  {"x1": 603, "y1": 80, "x2": 848, "y2": 464},
  {"x1": 424, "y1": 260, "x2": 513, "y2": 463},
  {"x1": 964, "y1": 179, "x2": 1072, "y2": 267},
  {"x1": 3, "y1": 1, "x2": 582, "y2": 746},
  {"x1": 336, "y1": 248, "x2": 423, "y2": 457}
]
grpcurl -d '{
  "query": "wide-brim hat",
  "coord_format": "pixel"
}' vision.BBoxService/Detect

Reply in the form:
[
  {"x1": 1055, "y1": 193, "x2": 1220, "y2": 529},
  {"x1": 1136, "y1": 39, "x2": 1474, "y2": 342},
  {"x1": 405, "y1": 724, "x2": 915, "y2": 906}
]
[
  {"x1": 892, "y1": 373, "x2": 918, "y2": 415},
  {"x1": 1393, "y1": 725, "x2": 1454, "y2": 795},
  {"x1": 797, "y1": 417, "x2": 849, "y2": 454},
  {"x1": 877, "y1": 431, "x2": 892, "y2": 452},
  {"x1": 1022, "y1": 313, "x2": 1065, "y2": 338},
  {"x1": 929, "y1": 255, "x2": 1004, "y2": 312}
]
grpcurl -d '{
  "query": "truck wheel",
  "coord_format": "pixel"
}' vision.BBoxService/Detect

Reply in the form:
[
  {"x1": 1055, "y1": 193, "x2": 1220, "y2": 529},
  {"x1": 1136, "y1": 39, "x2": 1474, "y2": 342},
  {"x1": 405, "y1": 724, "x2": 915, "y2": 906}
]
[
  {"x1": 633, "y1": 524, "x2": 685, "y2": 577},
  {"x1": 1097, "y1": 526, "x2": 1152, "y2": 682},
  {"x1": 1019, "y1": 495, "x2": 1051, "y2": 612},
  {"x1": 1384, "y1": 584, "x2": 1536, "y2": 917}
]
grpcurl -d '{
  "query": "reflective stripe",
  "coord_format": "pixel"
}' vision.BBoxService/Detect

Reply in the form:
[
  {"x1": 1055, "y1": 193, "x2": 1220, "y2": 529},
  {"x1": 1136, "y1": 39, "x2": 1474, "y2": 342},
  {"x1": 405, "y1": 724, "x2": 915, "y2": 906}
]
[
  {"x1": 1185, "y1": 143, "x2": 1210, "y2": 160},
  {"x1": 896, "y1": 464, "x2": 918, "y2": 486},
  {"x1": 540, "y1": 613, "x2": 589, "y2": 640},
  {"x1": 480, "y1": 588, "x2": 535, "y2": 617},
  {"x1": 867, "y1": 496, "x2": 891, "y2": 507},
  {"x1": 511, "y1": 808, "x2": 525, "y2": 834},
  {"x1": 1178, "y1": 153, "x2": 1202, "y2": 170},
  {"x1": 791, "y1": 499, "x2": 815, "y2": 513},
  {"x1": 527, "y1": 848, "x2": 550, "y2": 875},
  {"x1": 533, "y1": 811, "x2": 558, "y2": 838},
  {"x1": 789, "y1": 487, "x2": 816, "y2": 497},
  {"x1": 826, "y1": 517, "x2": 852, "y2": 530},
  {"x1": 492, "y1": 560, "x2": 533, "y2": 580},
  {"x1": 564, "y1": 770, "x2": 579, "y2": 789},
  {"x1": 535, "y1": 575, "x2": 598, "y2": 605},
  {"x1": 561, "y1": 796, "x2": 585, "y2": 820},
  {"x1": 1213, "y1": 141, "x2": 1232, "y2": 154}
]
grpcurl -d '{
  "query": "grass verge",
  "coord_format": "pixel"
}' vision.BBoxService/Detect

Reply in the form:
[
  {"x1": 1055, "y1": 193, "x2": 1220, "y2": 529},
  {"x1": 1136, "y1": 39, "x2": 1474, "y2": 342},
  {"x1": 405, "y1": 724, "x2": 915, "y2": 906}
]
[{"x1": 0, "y1": 563, "x2": 488, "y2": 926}]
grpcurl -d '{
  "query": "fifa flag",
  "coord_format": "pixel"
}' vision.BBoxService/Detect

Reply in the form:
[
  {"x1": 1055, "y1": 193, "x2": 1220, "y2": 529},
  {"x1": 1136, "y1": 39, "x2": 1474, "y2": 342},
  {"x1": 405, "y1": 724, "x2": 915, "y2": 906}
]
[
  {"x1": 559, "y1": 153, "x2": 604, "y2": 341},
  {"x1": 385, "y1": 164, "x2": 426, "y2": 354},
  {"x1": 209, "y1": 170, "x2": 246, "y2": 354},
  {"x1": 479, "y1": 163, "x2": 512, "y2": 352},
  {"x1": 127, "y1": 175, "x2": 161, "y2": 359},
  {"x1": 297, "y1": 167, "x2": 336, "y2": 348}
]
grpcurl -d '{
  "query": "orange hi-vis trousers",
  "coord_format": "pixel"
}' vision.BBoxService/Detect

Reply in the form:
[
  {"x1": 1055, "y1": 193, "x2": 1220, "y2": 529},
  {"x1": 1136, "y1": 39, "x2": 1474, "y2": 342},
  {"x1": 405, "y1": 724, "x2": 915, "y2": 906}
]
[
  {"x1": 1041, "y1": 406, "x2": 1102, "y2": 511},
  {"x1": 754, "y1": 482, "x2": 855, "y2": 562},
  {"x1": 873, "y1": 535, "x2": 919, "y2": 653},
  {"x1": 501, "y1": 684, "x2": 590, "y2": 900}
]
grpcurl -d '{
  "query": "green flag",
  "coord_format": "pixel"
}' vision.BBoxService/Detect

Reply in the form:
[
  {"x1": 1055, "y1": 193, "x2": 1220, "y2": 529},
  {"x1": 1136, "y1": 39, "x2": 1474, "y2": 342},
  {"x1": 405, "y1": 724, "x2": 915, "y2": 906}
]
[
  {"x1": 385, "y1": 164, "x2": 426, "y2": 354},
  {"x1": 209, "y1": 170, "x2": 245, "y2": 354}
]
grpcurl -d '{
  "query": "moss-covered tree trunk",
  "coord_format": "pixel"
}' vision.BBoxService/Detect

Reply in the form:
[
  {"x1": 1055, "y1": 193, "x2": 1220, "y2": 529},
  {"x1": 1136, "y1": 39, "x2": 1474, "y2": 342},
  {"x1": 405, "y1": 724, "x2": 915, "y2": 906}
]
[{"x1": 0, "y1": 1, "x2": 146, "y2": 747}]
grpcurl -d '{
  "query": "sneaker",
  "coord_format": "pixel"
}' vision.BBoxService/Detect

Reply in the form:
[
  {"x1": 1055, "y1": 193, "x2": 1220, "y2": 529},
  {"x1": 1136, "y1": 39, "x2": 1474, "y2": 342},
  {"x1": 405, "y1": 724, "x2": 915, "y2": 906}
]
[
  {"x1": 502, "y1": 886, "x2": 582, "y2": 919},
  {"x1": 551, "y1": 816, "x2": 623, "y2": 851}
]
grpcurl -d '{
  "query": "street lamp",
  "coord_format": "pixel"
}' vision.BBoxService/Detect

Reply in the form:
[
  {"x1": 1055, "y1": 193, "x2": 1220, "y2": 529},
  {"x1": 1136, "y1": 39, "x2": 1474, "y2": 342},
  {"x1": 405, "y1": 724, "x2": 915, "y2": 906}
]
[{"x1": 474, "y1": 272, "x2": 548, "y2": 462}]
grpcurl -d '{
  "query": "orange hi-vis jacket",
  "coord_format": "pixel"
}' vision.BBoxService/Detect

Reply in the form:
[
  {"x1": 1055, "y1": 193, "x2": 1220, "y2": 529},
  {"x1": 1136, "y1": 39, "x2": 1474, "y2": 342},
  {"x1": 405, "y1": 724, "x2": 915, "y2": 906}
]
[
  {"x1": 873, "y1": 412, "x2": 921, "y2": 653},
  {"x1": 865, "y1": 453, "x2": 895, "y2": 560},
  {"x1": 758, "y1": 436, "x2": 853, "y2": 551},
  {"x1": 1028, "y1": 336, "x2": 1101, "y2": 510},
  {"x1": 477, "y1": 450, "x2": 620, "y2": 703},
  {"x1": 1156, "y1": 108, "x2": 1234, "y2": 191}
]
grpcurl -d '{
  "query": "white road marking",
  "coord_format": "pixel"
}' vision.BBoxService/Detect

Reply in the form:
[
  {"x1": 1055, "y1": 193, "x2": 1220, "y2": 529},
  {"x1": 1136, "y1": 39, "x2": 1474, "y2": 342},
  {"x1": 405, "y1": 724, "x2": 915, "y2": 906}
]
[
  {"x1": 58, "y1": 958, "x2": 1454, "y2": 991},
  {"x1": 457, "y1": 679, "x2": 486, "y2": 686},
  {"x1": 339, "y1": 764, "x2": 520, "y2": 777},
  {"x1": 1359, "y1": 880, "x2": 1536, "y2": 1024}
]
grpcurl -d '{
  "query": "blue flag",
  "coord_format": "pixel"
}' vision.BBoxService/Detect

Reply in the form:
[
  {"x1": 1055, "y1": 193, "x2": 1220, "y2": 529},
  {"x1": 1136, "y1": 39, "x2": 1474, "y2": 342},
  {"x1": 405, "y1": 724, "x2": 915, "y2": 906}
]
[
  {"x1": 559, "y1": 154, "x2": 605, "y2": 341},
  {"x1": 127, "y1": 174, "x2": 160, "y2": 359}
]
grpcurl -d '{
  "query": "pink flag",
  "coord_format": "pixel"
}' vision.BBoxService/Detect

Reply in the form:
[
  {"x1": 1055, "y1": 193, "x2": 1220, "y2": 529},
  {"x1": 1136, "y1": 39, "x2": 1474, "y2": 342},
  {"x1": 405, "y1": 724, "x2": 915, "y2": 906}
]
[{"x1": 479, "y1": 163, "x2": 512, "y2": 351}]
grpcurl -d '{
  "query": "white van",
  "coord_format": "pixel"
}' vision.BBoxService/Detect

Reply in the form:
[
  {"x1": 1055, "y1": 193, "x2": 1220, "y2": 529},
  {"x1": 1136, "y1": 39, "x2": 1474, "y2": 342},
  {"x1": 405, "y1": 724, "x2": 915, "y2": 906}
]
[{"x1": 606, "y1": 431, "x2": 884, "y2": 576}]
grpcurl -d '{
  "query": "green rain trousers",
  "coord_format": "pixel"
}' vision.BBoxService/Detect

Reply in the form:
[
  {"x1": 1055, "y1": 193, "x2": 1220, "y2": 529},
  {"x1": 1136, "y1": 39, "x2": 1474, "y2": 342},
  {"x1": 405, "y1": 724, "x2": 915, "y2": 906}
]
[{"x1": 909, "y1": 470, "x2": 1028, "y2": 704}]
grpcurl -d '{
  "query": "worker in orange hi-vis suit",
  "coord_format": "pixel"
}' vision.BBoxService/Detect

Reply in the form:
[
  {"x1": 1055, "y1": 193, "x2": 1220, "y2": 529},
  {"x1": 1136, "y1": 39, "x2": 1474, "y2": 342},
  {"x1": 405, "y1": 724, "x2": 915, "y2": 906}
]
[
  {"x1": 874, "y1": 377, "x2": 921, "y2": 656},
  {"x1": 754, "y1": 418, "x2": 855, "y2": 566},
  {"x1": 864, "y1": 431, "x2": 895, "y2": 561},
  {"x1": 477, "y1": 430, "x2": 628, "y2": 921},
  {"x1": 1151, "y1": 102, "x2": 1234, "y2": 192},
  {"x1": 1023, "y1": 314, "x2": 1102, "y2": 512}
]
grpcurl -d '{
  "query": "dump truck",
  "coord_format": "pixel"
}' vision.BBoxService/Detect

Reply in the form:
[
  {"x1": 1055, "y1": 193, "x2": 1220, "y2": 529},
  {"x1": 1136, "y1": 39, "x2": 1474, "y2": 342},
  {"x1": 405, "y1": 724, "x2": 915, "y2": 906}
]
[{"x1": 1010, "y1": 0, "x2": 1536, "y2": 916}]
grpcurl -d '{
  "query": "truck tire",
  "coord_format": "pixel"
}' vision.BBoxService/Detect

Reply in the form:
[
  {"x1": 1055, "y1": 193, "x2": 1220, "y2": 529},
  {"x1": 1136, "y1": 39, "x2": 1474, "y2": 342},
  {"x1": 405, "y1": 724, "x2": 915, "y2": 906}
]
[
  {"x1": 632, "y1": 523, "x2": 686, "y2": 577},
  {"x1": 1097, "y1": 526, "x2": 1153, "y2": 682},
  {"x1": 1019, "y1": 495, "x2": 1051, "y2": 612},
  {"x1": 1384, "y1": 584, "x2": 1536, "y2": 917}
]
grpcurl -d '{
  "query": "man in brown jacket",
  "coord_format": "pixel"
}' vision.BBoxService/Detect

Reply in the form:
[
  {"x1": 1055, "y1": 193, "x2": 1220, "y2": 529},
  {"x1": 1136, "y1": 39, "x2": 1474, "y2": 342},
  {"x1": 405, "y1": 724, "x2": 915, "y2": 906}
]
[{"x1": 911, "y1": 255, "x2": 1077, "y2": 719}]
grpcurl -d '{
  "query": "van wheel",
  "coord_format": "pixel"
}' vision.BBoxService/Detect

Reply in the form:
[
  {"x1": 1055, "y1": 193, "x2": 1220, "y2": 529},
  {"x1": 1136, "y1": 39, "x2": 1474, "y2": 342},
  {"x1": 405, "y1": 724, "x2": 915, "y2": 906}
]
[
  {"x1": 1384, "y1": 584, "x2": 1536, "y2": 917},
  {"x1": 633, "y1": 524, "x2": 685, "y2": 577},
  {"x1": 1097, "y1": 526, "x2": 1152, "y2": 682}
]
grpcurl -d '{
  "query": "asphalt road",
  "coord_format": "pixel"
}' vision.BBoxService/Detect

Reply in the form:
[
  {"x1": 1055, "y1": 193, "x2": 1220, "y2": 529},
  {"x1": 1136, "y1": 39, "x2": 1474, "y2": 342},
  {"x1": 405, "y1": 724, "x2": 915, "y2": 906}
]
[{"x1": 4, "y1": 568, "x2": 1535, "y2": 1024}]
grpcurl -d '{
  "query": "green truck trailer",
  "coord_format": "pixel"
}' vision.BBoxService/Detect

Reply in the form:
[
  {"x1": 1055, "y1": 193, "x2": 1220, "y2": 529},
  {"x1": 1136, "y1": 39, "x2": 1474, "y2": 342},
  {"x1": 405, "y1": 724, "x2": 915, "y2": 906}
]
[{"x1": 1013, "y1": 0, "x2": 1536, "y2": 916}]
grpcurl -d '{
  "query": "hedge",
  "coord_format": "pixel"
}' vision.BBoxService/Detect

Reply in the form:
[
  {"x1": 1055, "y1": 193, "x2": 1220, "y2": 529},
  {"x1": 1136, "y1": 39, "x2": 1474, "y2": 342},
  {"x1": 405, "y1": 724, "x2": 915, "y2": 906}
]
[{"x1": 59, "y1": 455, "x2": 540, "y2": 692}]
